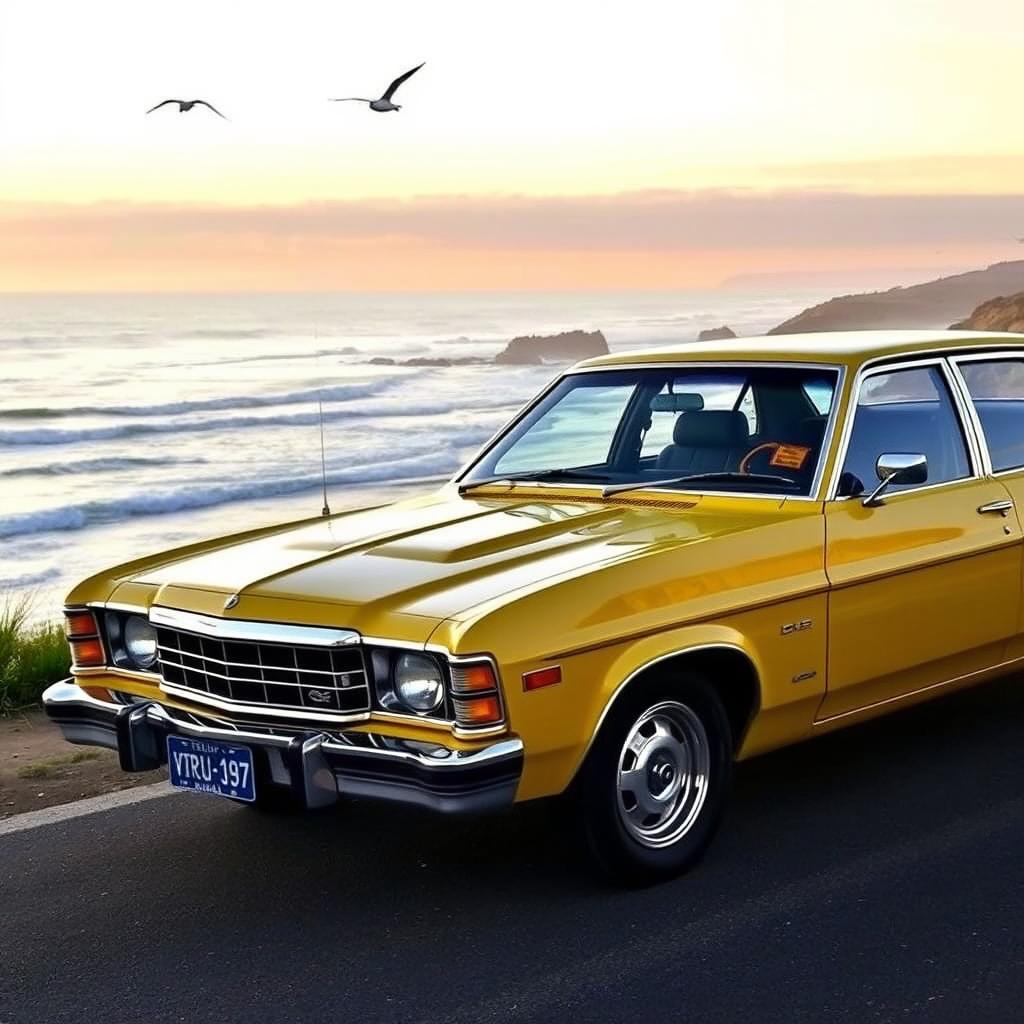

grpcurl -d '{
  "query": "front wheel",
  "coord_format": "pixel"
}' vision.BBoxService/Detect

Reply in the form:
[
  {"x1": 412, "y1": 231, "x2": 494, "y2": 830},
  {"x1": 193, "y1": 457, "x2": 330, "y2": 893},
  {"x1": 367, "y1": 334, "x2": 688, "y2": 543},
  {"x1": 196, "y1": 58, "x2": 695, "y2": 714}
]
[{"x1": 575, "y1": 675, "x2": 732, "y2": 885}]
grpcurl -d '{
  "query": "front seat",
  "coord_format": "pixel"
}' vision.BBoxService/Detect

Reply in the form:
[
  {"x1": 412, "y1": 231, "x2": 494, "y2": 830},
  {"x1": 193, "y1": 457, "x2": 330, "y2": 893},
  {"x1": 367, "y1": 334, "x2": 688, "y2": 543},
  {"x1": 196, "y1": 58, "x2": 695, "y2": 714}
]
[{"x1": 657, "y1": 410, "x2": 750, "y2": 474}]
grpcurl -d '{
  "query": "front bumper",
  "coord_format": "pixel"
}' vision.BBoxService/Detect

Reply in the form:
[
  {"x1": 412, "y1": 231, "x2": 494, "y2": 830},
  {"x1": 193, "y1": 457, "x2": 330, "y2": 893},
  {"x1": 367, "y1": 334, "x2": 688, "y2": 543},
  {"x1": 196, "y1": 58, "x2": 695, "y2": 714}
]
[{"x1": 42, "y1": 679, "x2": 523, "y2": 814}]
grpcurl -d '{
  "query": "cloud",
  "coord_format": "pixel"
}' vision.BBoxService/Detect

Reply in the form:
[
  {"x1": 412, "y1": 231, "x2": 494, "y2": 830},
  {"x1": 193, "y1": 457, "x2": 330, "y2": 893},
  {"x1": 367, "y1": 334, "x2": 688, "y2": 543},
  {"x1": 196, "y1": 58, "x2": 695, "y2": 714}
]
[{"x1": 4, "y1": 189, "x2": 1024, "y2": 253}]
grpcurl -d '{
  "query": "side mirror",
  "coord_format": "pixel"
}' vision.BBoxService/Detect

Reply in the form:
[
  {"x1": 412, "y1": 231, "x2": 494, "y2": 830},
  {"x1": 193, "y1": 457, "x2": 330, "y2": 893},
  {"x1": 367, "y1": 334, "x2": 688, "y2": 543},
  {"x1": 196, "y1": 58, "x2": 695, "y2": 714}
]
[{"x1": 862, "y1": 452, "x2": 928, "y2": 507}]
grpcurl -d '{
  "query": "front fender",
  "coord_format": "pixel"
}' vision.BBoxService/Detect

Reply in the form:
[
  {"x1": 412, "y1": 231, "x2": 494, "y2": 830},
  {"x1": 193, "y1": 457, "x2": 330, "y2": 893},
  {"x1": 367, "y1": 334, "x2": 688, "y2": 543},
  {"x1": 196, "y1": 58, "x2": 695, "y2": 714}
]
[{"x1": 496, "y1": 597, "x2": 825, "y2": 801}]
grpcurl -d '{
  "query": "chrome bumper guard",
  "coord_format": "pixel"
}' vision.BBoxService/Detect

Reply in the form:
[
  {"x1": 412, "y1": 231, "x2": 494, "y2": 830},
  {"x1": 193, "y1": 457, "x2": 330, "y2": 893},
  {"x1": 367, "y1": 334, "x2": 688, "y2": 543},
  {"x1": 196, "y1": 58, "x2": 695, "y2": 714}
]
[{"x1": 42, "y1": 680, "x2": 523, "y2": 814}]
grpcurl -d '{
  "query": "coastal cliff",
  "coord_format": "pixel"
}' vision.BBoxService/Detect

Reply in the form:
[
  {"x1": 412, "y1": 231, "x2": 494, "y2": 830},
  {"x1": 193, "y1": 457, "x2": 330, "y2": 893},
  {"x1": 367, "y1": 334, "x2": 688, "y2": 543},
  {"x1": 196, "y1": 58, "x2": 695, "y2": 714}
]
[
  {"x1": 951, "y1": 293, "x2": 1024, "y2": 333},
  {"x1": 770, "y1": 261, "x2": 1024, "y2": 334}
]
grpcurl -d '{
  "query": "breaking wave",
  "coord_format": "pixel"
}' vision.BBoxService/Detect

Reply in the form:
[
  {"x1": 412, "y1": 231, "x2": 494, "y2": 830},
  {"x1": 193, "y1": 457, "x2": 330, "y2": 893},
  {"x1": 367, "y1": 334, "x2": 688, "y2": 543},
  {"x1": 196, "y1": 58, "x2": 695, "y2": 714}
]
[
  {"x1": 0, "y1": 451, "x2": 461, "y2": 540},
  {"x1": 0, "y1": 396, "x2": 517, "y2": 446},
  {"x1": 0, "y1": 379, "x2": 397, "y2": 421},
  {"x1": 0, "y1": 455, "x2": 205, "y2": 478}
]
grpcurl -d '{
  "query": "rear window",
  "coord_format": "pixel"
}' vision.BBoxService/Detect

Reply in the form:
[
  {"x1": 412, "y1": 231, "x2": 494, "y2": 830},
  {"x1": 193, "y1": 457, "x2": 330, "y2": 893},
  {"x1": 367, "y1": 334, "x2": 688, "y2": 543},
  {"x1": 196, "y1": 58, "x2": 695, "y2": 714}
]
[{"x1": 958, "y1": 358, "x2": 1024, "y2": 472}]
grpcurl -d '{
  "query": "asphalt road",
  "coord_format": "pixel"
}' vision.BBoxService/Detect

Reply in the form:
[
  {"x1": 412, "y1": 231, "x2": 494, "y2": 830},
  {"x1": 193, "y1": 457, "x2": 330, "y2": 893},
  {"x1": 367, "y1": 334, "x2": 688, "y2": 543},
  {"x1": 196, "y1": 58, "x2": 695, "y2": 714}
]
[{"x1": 3, "y1": 676, "x2": 1024, "y2": 1024}]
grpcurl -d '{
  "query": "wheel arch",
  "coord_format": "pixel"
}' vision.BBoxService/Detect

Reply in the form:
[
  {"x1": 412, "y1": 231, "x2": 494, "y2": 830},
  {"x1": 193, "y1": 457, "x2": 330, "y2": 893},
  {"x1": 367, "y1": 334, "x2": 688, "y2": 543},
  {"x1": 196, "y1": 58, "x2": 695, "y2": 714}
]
[{"x1": 572, "y1": 642, "x2": 762, "y2": 785}]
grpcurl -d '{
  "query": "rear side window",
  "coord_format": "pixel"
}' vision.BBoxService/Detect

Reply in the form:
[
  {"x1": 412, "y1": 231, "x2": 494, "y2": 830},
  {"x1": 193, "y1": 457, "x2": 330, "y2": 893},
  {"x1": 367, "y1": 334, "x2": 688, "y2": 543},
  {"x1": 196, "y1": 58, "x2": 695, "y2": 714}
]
[
  {"x1": 838, "y1": 366, "x2": 971, "y2": 496},
  {"x1": 958, "y1": 358, "x2": 1024, "y2": 472}
]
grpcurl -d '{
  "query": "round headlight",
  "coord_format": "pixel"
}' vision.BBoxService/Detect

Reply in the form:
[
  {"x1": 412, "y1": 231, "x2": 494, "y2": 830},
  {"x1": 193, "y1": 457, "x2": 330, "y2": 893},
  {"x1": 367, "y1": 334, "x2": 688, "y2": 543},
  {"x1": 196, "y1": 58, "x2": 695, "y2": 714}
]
[
  {"x1": 124, "y1": 615, "x2": 158, "y2": 670},
  {"x1": 394, "y1": 653, "x2": 444, "y2": 714}
]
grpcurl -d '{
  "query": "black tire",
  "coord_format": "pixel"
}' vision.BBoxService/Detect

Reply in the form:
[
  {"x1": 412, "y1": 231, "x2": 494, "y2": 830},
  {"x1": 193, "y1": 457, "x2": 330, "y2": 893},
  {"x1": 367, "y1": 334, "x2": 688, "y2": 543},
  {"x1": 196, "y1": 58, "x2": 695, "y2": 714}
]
[{"x1": 574, "y1": 672, "x2": 732, "y2": 886}]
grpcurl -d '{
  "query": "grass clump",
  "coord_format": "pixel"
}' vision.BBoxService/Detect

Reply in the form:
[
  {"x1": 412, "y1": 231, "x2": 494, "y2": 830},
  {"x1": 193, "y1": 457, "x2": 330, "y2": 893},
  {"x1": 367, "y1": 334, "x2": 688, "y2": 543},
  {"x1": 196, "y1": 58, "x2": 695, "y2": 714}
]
[
  {"x1": 16, "y1": 749, "x2": 101, "y2": 778},
  {"x1": 0, "y1": 595, "x2": 70, "y2": 714}
]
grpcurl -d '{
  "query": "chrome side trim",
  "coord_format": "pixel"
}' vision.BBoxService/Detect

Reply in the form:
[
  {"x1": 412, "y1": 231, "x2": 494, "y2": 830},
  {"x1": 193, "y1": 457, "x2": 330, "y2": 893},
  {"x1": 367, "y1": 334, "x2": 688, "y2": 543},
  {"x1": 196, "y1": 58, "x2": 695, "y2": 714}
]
[
  {"x1": 574, "y1": 642, "x2": 761, "y2": 772},
  {"x1": 149, "y1": 606, "x2": 361, "y2": 647},
  {"x1": 812, "y1": 654, "x2": 1024, "y2": 726},
  {"x1": 90, "y1": 600, "x2": 150, "y2": 615}
]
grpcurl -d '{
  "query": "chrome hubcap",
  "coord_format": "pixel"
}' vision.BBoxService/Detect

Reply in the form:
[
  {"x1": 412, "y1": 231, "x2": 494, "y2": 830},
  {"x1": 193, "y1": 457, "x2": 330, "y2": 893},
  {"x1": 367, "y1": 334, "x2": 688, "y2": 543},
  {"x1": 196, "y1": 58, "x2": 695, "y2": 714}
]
[{"x1": 616, "y1": 701, "x2": 710, "y2": 848}]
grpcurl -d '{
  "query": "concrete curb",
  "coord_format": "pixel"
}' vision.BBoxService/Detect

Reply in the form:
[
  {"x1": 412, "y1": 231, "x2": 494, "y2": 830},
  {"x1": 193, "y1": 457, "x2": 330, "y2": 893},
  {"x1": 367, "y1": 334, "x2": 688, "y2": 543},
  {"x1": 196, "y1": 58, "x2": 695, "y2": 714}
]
[{"x1": 0, "y1": 781, "x2": 177, "y2": 837}]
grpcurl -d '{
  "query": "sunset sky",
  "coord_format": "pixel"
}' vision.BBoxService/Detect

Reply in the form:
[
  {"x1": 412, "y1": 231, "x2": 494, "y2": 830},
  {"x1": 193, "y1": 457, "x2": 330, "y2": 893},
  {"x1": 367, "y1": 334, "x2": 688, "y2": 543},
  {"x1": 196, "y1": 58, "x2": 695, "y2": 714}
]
[{"x1": 2, "y1": 0, "x2": 1023, "y2": 291}]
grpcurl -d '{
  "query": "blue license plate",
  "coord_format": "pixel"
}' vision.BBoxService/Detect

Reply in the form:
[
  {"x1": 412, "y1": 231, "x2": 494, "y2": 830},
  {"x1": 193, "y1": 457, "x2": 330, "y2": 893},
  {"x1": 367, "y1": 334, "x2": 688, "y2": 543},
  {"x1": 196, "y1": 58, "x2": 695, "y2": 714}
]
[{"x1": 167, "y1": 736, "x2": 255, "y2": 802}]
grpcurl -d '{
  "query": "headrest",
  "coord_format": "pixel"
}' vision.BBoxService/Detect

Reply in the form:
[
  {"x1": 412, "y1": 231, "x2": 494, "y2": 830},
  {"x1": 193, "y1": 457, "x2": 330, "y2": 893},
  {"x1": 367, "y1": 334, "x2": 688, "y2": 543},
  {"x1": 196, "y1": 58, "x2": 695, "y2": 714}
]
[{"x1": 673, "y1": 409, "x2": 750, "y2": 448}]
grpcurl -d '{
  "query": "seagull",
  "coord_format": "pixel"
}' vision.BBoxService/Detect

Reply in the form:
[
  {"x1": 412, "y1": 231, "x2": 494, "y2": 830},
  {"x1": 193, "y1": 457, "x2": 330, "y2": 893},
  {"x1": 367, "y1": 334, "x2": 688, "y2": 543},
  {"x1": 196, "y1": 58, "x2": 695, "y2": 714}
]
[
  {"x1": 146, "y1": 99, "x2": 228, "y2": 119},
  {"x1": 330, "y1": 62, "x2": 425, "y2": 112}
]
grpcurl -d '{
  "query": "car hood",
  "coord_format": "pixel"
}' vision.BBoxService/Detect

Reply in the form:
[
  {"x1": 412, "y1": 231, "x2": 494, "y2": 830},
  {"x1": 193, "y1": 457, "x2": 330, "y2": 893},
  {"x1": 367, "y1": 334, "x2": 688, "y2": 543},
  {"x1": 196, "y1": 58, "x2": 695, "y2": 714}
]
[{"x1": 107, "y1": 487, "x2": 790, "y2": 644}]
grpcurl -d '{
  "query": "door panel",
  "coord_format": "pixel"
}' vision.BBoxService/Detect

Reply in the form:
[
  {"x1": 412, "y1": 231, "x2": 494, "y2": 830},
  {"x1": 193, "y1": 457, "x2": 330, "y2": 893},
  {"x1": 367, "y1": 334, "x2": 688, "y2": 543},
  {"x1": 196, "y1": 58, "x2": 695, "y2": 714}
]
[
  {"x1": 822, "y1": 478, "x2": 1020, "y2": 719},
  {"x1": 982, "y1": 469, "x2": 1024, "y2": 662},
  {"x1": 953, "y1": 354, "x2": 1024, "y2": 660}
]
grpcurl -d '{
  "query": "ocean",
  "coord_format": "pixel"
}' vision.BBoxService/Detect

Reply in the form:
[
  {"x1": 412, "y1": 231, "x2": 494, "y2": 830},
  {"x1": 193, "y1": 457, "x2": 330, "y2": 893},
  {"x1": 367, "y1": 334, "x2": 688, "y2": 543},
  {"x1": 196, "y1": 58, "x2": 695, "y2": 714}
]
[{"x1": 0, "y1": 289, "x2": 827, "y2": 619}]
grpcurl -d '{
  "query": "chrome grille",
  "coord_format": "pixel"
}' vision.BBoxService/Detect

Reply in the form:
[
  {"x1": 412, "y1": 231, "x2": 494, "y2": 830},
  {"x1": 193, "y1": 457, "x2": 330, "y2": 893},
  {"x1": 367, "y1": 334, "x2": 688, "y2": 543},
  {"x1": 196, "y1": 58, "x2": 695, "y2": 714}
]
[{"x1": 155, "y1": 624, "x2": 370, "y2": 716}]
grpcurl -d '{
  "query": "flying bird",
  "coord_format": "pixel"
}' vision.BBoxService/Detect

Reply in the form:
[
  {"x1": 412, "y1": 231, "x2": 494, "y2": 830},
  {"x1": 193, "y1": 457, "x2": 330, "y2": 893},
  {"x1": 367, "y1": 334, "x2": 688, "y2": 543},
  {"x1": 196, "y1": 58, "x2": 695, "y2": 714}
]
[
  {"x1": 146, "y1": 99, "x2": 228, "y2": 119},
  {"x1": 330, "y1": 62, "x2": 425, "y2": 112}
]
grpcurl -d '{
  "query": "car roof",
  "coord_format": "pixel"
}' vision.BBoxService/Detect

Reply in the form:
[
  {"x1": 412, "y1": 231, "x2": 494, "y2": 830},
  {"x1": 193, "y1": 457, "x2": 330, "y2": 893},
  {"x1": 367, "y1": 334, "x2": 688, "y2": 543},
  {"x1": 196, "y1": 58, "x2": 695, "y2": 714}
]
[{"x1": 577, "y1": 330, "x2": 1024, "y2": 372}]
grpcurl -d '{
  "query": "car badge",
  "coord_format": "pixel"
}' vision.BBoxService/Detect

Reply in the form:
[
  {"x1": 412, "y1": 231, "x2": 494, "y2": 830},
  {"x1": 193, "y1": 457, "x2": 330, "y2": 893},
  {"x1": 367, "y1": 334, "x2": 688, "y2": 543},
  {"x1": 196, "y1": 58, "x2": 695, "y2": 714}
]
[
  {"x1": 307, "y1": 689, "x2": 333, "y2": 705},
  {"x1": 224, "y1": 593, "x2": 240, "y2": 611}
]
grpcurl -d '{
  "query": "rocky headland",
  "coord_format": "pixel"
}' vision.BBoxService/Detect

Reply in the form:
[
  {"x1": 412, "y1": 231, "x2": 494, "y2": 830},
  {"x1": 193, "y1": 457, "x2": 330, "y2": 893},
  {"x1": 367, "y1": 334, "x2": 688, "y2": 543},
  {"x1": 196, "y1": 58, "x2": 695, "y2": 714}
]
[
  {"x1": 697, "y1": 326, "x2": 737, "y2": 341},
  {"x1": 494, "y1": 329, "x2": 609, "y2": 365},
  {"x1": 951, "y1": 293, "x2": 1024, "y2": 332},
  {"x1": 771, "y1": 261, "x2": 1024, "y2": 334}
]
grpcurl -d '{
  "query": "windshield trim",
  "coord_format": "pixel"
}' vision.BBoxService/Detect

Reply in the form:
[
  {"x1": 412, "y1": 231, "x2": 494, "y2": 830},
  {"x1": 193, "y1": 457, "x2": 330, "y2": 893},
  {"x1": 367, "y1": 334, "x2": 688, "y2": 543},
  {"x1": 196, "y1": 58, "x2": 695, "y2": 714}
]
[{"x1": 452, "y1": 360, "x2": 847, "y2": 501}]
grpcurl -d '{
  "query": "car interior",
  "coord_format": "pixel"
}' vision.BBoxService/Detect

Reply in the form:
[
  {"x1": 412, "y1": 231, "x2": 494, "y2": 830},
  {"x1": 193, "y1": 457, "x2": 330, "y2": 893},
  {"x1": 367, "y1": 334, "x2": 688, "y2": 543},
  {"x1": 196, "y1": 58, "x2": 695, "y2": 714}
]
[
  {"x1": 478, "y1": 366, "x2": 840, "y2": 496},
  {"x1": 627, "y1": 369, "x2": 834, "y2": 494}
]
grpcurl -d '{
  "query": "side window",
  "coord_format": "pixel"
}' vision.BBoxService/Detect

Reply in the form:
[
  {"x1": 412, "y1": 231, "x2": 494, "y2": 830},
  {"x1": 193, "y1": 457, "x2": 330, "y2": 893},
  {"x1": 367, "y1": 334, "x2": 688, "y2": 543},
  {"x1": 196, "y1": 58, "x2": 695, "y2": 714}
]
[
  {"x1": 958, "y1": 358, "x2": 1024, "y2": 472},
  {"x1": 838, "y1": 366, "x2": 971, "y2": 496}
]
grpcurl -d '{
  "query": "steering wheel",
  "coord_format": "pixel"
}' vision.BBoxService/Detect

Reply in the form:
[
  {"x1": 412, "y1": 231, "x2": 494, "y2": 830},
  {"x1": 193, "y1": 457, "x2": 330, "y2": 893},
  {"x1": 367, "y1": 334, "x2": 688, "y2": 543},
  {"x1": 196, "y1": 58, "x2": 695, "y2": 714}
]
[{"x1": 737, "y1": 442, "x2": 783, "y2": 475}]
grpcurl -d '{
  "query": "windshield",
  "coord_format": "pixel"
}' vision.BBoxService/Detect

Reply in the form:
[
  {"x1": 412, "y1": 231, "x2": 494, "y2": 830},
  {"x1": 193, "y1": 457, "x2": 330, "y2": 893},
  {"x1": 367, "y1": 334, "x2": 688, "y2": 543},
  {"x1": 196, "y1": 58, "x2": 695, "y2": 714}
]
[{"x1": 462, "y1": 365, "x2": 840, "y2": 496}]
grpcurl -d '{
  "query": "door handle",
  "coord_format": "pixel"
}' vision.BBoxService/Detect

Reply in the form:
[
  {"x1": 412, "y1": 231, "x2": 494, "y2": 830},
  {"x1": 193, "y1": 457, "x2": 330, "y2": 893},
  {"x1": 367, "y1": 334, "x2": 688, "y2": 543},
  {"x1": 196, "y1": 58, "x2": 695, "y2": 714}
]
[{"x1": 977, "y1": 499, "x2": 1014, "y2": 517}]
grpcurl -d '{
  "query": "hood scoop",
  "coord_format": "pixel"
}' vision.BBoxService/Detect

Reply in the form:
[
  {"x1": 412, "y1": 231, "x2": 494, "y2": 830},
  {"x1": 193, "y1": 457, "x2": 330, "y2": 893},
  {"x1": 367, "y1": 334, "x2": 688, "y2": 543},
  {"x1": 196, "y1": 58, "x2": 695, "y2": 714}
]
[{"x1": 370, "y1": 503, "x2": 622, "y2": 563}]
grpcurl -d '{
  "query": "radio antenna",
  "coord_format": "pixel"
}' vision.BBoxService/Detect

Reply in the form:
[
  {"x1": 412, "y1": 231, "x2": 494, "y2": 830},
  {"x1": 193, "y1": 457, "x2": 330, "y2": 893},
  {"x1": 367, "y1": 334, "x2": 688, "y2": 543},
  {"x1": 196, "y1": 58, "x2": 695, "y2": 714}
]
[
  {"x1": 318, "y1": 395, "x2": 331, "y2": 517},
  {"x1": 314, "y1": 329, "x2": 331, "y2": 517}
]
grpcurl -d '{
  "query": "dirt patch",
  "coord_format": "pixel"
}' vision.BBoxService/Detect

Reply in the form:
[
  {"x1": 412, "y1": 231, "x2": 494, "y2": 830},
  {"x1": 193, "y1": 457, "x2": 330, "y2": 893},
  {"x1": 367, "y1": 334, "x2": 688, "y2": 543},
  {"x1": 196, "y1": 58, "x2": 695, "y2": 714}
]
[{"x1": 0, "y1": 709, "x2": 166, "y2": 819}]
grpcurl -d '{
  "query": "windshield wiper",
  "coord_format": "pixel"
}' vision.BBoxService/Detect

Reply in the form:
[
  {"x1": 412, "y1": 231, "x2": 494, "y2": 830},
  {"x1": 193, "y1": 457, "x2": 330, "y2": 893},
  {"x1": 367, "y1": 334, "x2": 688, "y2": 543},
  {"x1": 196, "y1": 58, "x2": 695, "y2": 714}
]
[
  {"x1": 602, "y1": 471, "x2": 798, "y2": 497},
  {"x1": 458, "y1": 467, "x2": 609, "y2": 495}
]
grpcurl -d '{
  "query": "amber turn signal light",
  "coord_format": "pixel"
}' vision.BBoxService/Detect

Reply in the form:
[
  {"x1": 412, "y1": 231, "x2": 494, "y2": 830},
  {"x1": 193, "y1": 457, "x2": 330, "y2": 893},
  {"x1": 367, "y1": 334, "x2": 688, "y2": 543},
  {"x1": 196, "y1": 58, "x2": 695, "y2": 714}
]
[
  {"x1": 69, "y1": 636, "x2": 105, "y2": 668},
  {"x1": 523, "y1": 665, "x2": 562, "y2": 691},
  {"x1": 454, "y1": 695, "x2": 503, "y2": 727},
  {"x1": 64, "y1": 608, "x2": 104, "y2": 667},
  {"x1": 450, "y1": 662, "x2": 498, "y2": 694},
  {"x1": 64, "y1": 609, "x2": 98, "y2": 638}
]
